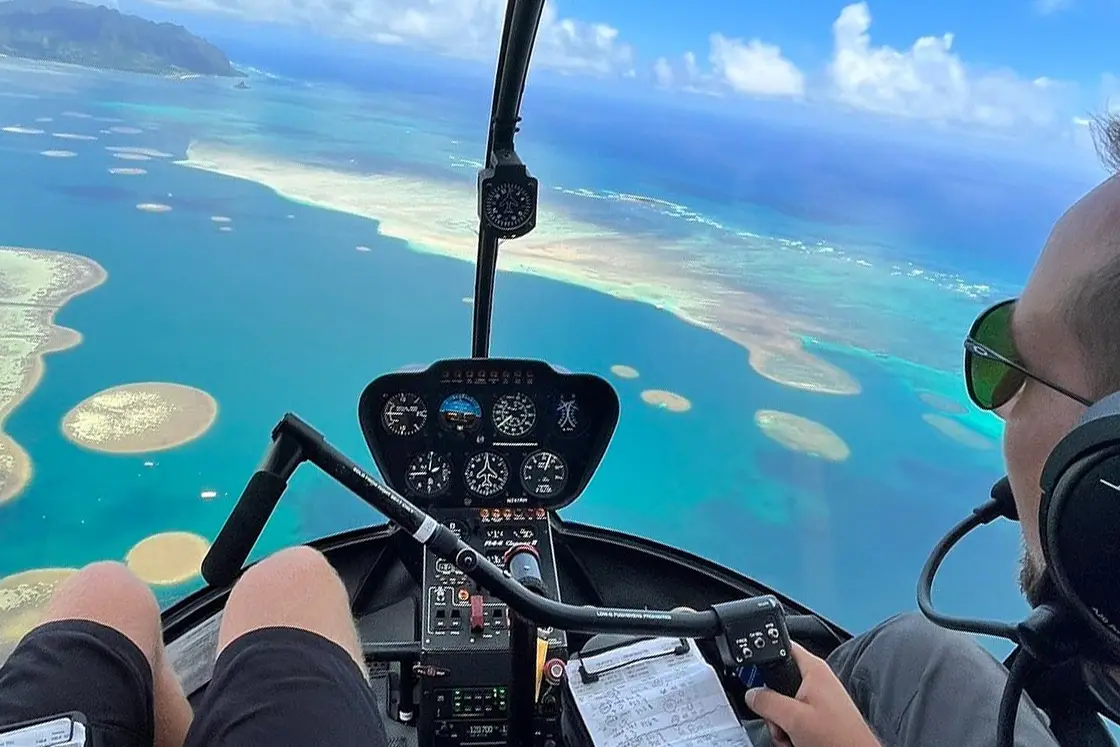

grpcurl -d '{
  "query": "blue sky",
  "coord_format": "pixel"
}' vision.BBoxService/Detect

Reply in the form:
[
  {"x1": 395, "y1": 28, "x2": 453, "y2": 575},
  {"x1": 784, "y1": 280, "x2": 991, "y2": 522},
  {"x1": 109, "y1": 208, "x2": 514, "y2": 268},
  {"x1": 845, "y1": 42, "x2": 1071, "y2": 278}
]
[{"x1": 118, "y1": 0, "x2": 1118, "y2": 159}]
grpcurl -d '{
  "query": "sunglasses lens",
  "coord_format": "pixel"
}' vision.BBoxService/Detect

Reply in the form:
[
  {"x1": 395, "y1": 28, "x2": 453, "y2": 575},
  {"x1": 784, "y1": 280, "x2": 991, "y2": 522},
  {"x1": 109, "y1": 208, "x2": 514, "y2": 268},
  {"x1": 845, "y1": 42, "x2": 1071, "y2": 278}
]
[{"x1": 968, "y1": 302, "x2": 1025, "y2": 410}]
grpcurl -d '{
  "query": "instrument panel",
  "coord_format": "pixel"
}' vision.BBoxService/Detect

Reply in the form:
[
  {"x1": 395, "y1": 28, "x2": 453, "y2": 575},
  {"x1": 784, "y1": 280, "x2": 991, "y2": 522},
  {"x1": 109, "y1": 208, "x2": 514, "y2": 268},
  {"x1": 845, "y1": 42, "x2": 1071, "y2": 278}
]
[{"x1": 358, "y1": 359, "x2": 619, "y2": 510}]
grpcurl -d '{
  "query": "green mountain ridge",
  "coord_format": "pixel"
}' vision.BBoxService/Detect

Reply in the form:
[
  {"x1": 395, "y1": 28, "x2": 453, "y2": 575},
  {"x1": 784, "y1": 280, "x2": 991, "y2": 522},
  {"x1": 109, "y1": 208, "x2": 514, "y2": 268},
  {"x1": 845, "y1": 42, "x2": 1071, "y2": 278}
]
[{"x1": 0, "y1": 0, "x2": 241, "y2": 77}]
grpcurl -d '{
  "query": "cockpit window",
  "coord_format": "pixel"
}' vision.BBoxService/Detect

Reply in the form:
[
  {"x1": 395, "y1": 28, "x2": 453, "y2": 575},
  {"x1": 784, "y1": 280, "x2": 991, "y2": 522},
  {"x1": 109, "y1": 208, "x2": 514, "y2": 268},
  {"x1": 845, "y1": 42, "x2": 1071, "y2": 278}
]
[{"x1": 0, "y1": 0, "x2": 1109, "y2": 657}]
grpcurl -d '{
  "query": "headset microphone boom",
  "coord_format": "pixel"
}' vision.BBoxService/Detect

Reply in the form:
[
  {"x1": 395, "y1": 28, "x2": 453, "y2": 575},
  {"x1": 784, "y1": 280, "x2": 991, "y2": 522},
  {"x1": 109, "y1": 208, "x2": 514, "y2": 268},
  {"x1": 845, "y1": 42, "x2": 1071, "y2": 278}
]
[{"x1": 919, "y1": 390, "x2": 1120, "y2": 747}]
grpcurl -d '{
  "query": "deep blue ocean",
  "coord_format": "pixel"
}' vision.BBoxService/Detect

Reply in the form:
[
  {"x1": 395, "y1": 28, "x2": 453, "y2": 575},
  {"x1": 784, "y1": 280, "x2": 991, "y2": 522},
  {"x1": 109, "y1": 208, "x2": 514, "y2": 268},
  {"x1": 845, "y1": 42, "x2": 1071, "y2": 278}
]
[{"x1": 0, "y1": 50, "x2": 1104, "y2": 639}]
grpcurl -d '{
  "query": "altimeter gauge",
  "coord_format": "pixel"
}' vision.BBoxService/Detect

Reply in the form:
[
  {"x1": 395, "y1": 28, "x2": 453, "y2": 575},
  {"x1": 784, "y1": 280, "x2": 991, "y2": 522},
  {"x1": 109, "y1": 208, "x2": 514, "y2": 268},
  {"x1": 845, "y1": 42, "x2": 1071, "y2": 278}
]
[{"x1": 493, "y1": 392, "x2": 537, "y2": 437}]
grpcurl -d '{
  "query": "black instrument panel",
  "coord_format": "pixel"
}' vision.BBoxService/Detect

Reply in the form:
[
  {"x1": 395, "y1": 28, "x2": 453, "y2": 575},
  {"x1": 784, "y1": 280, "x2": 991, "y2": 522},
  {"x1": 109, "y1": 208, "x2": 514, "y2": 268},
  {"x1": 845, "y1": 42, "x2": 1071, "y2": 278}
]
[{"x1": 358, "y1": 359, "x2": 619, "y2": 510}]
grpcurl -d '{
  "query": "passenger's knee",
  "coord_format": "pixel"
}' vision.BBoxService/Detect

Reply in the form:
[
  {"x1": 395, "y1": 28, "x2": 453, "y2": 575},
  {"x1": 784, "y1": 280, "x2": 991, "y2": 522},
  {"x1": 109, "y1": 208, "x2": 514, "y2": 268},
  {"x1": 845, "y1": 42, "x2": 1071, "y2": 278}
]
[
  {"x1": 237, "y1": 545, "x2": 339, "y2": 593},
  {"x1": 43, "y1": 561, "x2": 162, "y2": 663}
]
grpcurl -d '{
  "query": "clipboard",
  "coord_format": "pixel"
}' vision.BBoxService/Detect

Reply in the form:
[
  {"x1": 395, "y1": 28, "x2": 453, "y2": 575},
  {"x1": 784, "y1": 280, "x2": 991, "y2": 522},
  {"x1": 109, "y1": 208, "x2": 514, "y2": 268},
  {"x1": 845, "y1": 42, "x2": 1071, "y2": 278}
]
[
  {"x1": 0, "y1": 712, "x2": 89, "y2": 747},
  {"x1": 574, "y1": 635, "x2": 691, "y2": 684},
  {"x1": 560, "y1": 636, "x2": 755, "y2": 747}
]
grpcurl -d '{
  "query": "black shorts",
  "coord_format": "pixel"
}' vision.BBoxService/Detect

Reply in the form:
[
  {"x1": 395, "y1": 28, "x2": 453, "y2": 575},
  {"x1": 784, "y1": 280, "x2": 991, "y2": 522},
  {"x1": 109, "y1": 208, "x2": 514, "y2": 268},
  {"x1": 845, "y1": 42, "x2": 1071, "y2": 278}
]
[{"x1": 0, "y1": 620, "x2": 388, "y2": 747}]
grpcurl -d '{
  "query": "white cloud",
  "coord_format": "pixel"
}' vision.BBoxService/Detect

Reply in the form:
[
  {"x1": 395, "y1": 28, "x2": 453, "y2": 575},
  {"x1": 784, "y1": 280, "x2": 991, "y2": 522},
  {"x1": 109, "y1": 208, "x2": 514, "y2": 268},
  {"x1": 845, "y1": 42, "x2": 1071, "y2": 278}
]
[
  {"x1": 650, "y1": 36, "x2": 802, "y2": 98},
  {"x1": 137, "y1": 0, "x2": 633, "y2": 75},
  {"x1": 828, "y1": 2, "x2": 1068, "y2": 128},
  {"x1": 1034, "y1": 0, "x2": 1072, "y2": 14},
  {"x1": 708, "y1": 34, "x2": 804, "y2": 97}
]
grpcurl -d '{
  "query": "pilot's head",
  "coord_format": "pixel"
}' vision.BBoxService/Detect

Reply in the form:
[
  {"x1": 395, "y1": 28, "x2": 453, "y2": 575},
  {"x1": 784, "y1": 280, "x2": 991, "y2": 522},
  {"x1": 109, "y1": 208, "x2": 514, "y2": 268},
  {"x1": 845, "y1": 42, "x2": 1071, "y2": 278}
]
[{"x1": 981, "y1": 115, "x2": 1120, "y2": 605}]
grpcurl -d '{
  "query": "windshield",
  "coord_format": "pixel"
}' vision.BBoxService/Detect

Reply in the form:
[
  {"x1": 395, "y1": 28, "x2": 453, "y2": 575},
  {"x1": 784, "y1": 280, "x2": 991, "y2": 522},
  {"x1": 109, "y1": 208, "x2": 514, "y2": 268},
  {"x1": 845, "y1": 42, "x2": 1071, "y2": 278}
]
[{"x1": 0, "y1": 0, "x2": 1109, "y2": 651}]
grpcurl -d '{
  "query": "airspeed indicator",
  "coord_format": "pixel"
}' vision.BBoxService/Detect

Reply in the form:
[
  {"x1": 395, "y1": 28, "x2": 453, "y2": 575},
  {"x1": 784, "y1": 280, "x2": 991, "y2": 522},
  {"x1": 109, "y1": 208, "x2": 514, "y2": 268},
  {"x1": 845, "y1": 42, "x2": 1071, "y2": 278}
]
[
  {"x1": 520, "y1": 450, "x2": 567, "y2": 498},
  {"x1": 382, "y1": 393, "x2": 427, "y2": 436}
]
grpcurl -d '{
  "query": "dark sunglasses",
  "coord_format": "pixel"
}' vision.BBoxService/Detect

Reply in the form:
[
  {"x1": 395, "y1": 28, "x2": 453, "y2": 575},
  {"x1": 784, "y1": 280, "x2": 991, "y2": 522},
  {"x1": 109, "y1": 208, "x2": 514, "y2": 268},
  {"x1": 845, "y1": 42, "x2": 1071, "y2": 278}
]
[{"x1": 964, "y1": 298, "x2": 1092, "y2": 411}]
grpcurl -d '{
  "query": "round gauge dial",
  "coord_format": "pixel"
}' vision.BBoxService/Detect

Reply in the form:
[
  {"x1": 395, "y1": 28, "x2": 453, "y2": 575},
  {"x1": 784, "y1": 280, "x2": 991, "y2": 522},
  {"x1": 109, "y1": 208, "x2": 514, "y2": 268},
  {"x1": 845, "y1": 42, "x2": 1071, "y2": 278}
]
[
  {"x1": 554, "y1": 394, "x2": 580, "y2": 434},
  {"x1": 382, "y1": 393, "x2": 427, "y2": 437},
  {"x1": 483, "y1": 181, "x2": 534, "y2": 232},
  {"x1": 493, "y1": 392, "x2": 537, "y2": 437},
  {"x1": 405, "y1": 451, "x2": 452, "y2": 497},
  {"x1": 464, "y1": 451, "x2": 509, "y2": 497},
  {"x1": 439, "y1": 393, "x2": 482, "y2": 433},
  {"x1": 521, "y1": 450, "x2": 568, "y2": 498}
]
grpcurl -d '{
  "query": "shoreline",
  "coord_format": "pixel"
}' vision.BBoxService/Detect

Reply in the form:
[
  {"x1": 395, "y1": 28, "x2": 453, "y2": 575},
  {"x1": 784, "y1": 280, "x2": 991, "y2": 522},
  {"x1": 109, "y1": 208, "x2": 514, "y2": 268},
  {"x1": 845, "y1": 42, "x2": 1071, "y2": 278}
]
[
  {"x1": 177, "y1": 142, "x2": 861, "y2": 396},
  {"x1": 0, "y1": 247, "x2": 108, "y2": 504}
]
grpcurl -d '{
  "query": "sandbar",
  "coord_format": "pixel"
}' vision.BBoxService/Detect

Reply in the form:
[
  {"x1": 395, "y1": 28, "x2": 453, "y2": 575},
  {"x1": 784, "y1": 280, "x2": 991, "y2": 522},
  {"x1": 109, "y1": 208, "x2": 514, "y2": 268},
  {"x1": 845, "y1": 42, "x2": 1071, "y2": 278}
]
[
  {"x1": 106, "y1": 146, "x2": 173, "y2": 158},
  {"x1": 610, "y1": 364, "x2": 639, "y2": 379},
  {"x1": 40, "y1": 149, "x2": 76, "y2": 158},
  {"x1": 61, "y1": 382, "x2": 218, "y2": 454},
  {"x1": 136, "y1": 203, "x2": 171, "y2": 212},
  {"x1": 113, "y1": 153, "x2": 150, "y2": 161},
  {"x1": 2, "y1": 126, "x2": 43, "y2": 134},
  {"x1": 125, "y1": 531, "x2": 210, "y2": 585},
  {"x1": 922, "y1": 413, "x2": 994, "y2": 450},
  {"x1": 640, "y1": 389, "x2": 691, "y2": 412},
  {"x1": 918, "y1": 391, "x2": 968, "y2": 415},
  {"x1": 52, "y1": 133, "x2": 96, "y2": 141},
  {"x1": 0, "y1": 247, "x2": 107, "y2": 503},
  {"x1": 0, "y1": 568, "x2": 77, "y2": 662},
  {"x1": 108, "y1": 167, "x2": 146, "y2": 175},
  {"x1": 177, "y1": 143, "x2": 860, "y2": 396},
  {"x1": 754, "y1": 409, "x2": 850, "y2": 462}
]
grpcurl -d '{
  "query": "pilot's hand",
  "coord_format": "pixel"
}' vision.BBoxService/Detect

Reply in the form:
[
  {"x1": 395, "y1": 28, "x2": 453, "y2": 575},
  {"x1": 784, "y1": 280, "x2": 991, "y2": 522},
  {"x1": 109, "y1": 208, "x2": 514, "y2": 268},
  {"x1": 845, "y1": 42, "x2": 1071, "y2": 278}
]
[{"x1": 744, "y1": 643, "x2": 881, "y2": 747}]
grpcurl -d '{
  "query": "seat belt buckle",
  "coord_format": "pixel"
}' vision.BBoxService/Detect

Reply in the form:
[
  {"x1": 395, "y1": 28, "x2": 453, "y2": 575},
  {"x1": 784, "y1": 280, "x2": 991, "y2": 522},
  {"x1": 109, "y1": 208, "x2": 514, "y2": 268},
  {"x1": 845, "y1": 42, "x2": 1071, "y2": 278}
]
[{"x1": 0, "y1": 712, "x2": 90, "y2": 746}]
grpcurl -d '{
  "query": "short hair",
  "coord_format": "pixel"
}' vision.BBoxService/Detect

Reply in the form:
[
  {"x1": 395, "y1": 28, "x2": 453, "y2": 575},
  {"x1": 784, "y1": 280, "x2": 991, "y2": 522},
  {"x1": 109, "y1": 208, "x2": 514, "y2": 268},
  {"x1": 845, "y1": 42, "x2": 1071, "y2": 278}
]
[{"x1": 1064, "y1": 113, "x2": 1120, "y2": 398}]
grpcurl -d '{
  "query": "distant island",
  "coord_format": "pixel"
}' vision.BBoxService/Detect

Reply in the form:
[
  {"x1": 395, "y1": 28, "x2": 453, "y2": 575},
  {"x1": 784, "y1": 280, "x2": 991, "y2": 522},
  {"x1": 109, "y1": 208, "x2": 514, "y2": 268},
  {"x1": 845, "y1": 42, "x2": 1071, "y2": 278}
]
[{"x1": 0, "y1": 0, "x2": 241, "y2": 77}]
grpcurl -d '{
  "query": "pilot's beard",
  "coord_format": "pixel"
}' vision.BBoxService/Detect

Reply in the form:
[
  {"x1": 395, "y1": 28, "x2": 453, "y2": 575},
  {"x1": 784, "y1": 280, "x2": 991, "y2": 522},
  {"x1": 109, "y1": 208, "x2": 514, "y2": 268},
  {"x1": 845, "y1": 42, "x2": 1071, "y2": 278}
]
[{"x1": 1019, "y1": 542, "x2": 1049, "y2": 608}]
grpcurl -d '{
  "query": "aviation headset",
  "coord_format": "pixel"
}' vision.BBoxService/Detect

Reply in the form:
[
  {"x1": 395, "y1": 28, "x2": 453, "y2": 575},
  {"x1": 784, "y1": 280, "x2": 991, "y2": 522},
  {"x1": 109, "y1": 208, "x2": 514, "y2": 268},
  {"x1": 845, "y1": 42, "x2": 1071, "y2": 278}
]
[{"x1": 1038, "y1": 389, "x2": 1120, "y2": 662}]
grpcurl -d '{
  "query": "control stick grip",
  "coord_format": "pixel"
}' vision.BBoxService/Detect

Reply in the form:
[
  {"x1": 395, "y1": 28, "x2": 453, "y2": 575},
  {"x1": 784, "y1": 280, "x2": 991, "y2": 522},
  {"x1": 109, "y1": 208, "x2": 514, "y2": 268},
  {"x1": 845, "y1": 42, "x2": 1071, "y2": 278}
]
[
  {"x1": 201, "y1": 470, "x2": 287, "y2": 587},
  {"x1": 757, "y1": 656, "x2": 803, "y2": 699}
]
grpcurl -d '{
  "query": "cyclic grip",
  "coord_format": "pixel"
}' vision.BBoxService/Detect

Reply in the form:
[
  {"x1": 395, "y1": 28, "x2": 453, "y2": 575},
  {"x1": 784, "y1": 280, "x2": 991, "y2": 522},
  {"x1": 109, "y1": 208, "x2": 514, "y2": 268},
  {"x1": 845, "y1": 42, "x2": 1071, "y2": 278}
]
[{"x1": 712, "y1": 596, "x2": 803, "y2": 698}]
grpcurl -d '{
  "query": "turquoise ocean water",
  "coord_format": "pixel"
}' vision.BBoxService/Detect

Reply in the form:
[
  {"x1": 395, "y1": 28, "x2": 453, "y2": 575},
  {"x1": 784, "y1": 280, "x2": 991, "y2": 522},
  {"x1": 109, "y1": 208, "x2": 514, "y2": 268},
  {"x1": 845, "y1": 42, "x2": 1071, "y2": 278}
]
[{"x1": 0, "y1": 59, "x2": 1079, "y2": 634}]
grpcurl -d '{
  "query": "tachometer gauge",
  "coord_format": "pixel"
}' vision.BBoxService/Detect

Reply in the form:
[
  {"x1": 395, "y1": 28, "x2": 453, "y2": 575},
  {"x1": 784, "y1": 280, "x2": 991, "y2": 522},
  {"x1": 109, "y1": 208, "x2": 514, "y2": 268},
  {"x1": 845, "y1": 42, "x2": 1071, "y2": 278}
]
[
  {"x1": 464, "y1": 451, "x2": 509, "y2": 497},
  {"x1": 520, "y1": 450, "x2": 567, "y2": 498},
  {"x1": 493, "y1": 392, "x2": 536, "y2": 437},
  {"x1": 554, "y1": 394, "x2": 580, "y2": 435},
  {"x1": 382, "y1": 393, "x2": 427, "y2": 437},
  {"x1": 405, "y1": 451, "x2": 452, "y2": 497},
  {"x1": 439, "y1": 393, "x2": 482, "y2": 434}
]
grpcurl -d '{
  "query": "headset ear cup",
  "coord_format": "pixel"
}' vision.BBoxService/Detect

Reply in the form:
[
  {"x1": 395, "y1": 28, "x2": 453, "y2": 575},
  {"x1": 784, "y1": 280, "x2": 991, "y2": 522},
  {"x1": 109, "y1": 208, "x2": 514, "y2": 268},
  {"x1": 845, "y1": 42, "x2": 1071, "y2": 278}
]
[
  {"x1": 1036, "y1": 391, "x2": 1120, "y2": 659},
  {"x1": 1039, "y1": 390, "x2": 1120, "y2": 541}
]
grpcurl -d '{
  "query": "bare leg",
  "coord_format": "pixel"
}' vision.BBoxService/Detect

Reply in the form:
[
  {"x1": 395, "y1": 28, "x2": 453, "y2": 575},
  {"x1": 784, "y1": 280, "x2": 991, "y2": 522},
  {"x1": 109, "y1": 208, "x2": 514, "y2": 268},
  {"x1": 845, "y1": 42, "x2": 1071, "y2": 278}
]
[
  {"x1": 40, "y1": 562, "x2": 194, "y2": 747},
  {"x1": 216, "y1": 545, "x2": 363, "y2": 670},
  {"x1": 182, "y1": 546, "x2": 386, "y2": 747}
]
